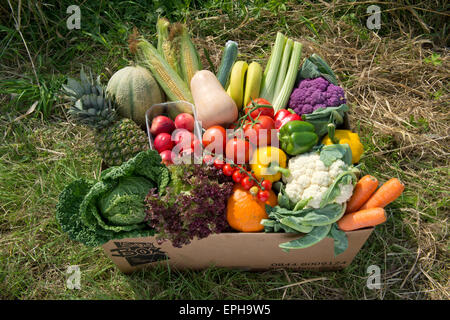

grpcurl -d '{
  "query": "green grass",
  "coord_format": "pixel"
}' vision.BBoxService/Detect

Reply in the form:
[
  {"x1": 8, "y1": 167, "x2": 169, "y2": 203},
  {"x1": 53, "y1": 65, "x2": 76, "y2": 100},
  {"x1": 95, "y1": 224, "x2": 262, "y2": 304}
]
[{"x1": 1, "y1": 0, "x2": 449, "y2": 300}]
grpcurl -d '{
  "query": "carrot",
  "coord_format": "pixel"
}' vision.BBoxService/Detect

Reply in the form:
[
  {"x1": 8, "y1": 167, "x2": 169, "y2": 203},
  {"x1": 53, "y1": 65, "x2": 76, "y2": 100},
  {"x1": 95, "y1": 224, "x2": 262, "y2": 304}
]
[
  {"x1": 345, "y1": 175, "x2": 379, "y2": 214},
  {"x1": 360, "y1": 178, "x2": 405, "y2": 210},
  {"x1": 338, "y1": 207, "x2": 386, "y2": 231}
]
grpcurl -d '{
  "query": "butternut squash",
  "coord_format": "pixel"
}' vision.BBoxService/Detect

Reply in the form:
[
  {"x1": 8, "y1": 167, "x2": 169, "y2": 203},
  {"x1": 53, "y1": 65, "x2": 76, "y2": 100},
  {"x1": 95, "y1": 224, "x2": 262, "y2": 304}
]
[{"x1": 190, "y1": 70, "x2": 238, "y2": 129}]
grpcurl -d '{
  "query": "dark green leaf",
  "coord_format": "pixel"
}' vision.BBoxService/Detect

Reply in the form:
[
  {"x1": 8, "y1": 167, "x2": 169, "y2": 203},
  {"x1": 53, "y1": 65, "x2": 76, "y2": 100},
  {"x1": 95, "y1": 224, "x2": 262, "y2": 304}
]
[
  {"x1": 301, "y1": 203, "x2": 345, "y2": 226},
  {"x1": 279, "y1": 225, "x2": 331, "y2": 250},
  {"x1": 320, "y1": 170, "x2": 357, "y2": 207},
  {"x1": 302, "y1": 104, "x2": 349, "y2": 137},
  {"x1": 279, "y1": 216, "x2": 314, "y2": 233},
  {"x1": 329, "y1": 223, "x2": 349, "y2": 256}
]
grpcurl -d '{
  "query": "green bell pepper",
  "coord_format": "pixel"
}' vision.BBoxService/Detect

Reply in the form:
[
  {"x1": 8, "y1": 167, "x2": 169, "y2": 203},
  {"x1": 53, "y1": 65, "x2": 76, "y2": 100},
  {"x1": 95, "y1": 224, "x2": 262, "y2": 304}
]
[{"x1": 279, "y1": 120, "x2": 318, "y2": 155}]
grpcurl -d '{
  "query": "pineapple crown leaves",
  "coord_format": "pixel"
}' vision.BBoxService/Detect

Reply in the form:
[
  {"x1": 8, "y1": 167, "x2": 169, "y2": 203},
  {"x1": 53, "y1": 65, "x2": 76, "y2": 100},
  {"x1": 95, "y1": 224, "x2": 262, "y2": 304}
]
[
  {"x1": 62, "y1": 67, "x2": 118, "y2": 129},
  {"x1": 62, "y1": 67, "x2": 104, "y2": 101}
]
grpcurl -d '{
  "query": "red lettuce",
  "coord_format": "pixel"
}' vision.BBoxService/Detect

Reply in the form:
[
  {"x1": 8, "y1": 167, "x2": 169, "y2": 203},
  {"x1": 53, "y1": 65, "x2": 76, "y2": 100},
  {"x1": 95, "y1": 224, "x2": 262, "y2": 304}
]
[{"x1": 144, "y1": 164, "x2": 234, "y2": 248}]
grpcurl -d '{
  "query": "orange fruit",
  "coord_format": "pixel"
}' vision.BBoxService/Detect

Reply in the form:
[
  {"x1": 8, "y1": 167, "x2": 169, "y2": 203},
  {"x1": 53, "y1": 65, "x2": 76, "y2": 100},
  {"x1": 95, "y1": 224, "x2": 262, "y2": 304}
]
[{"x1": 226, "y1": 184, "x2": 277, "y2": 232}]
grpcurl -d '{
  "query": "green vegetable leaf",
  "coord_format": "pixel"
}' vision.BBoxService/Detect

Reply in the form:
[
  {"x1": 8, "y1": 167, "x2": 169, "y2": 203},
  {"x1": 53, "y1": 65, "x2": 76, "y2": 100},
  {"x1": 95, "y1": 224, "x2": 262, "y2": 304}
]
[
  {"x1": 293, "y1": 197, "x2": 312, "y2": 211},
  {"x1": 277, "y1": 184, "x2": 294, "y2": 209},
  {"x1": 329, "y1": 223, "x2": 348, "y2": 256},
  {"x1": 320, "y1": 169, "x2": 357, "y2": 207},
  {"x1": 297, "y1": 54, "x2": 338, "y2": 85},
  {"x1": 279, "y1": 224, "x2": 331, "y2": 251},
  {"x1": 56, "y1": 150, "x2": 166, "y2": 247},
  {"x1": 302, "y1": 104, "x2": 349, "y2": 137},
  {"x1": 301, "y1": 203, "x2": 346, "y2": 226},
  {"x1": 320, "y1": 143, "x2": 353, "y2": 167},
  {"x1": 279, "y1": 216, "x2": 314, "y2": 233}
]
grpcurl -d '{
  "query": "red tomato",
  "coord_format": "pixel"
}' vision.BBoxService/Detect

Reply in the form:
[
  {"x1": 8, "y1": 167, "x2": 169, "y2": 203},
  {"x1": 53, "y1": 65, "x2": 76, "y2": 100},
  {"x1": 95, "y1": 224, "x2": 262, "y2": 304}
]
[
  {"x1": 257, "y1": 190, "x2": 270, "y2": 202},
  {"x1": 222, "y1": 164, "x2": 234, "y2": 176},
  {"x1": 241, "y1": 176, "x2": 254, "y2": 190},
  {"x1": 202, "y1": 125, "x2": 227, "y2": 155},
  {"x1": 244, "y1": 98, "x2": 274, "y2": 119},
  {"x1": 225, "y1": 138, "x2": 254, "y2": 164},
  {"x1": 203, "y1": 154, "x2": 214, "y2": 165},
  {"x1": 232, "y1": 170, "x2": 243, "y2": 183},
  {"x1": 191, "y1": 139, "x2": 203, "y2": 157},
  {"x1": 261, "y1": 179, "x2": 272, "y2": 191},
  {"x1": 243, "y1": 115, "x2": 276, "y2": 147},
  {"x1": 213, "y1": 158, "x2": 225, "y2": 170}
]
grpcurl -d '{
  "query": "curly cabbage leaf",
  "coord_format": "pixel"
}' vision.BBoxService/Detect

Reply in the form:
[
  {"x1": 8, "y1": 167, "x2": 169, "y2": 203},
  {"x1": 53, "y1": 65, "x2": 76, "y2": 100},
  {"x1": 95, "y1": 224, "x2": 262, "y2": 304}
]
[{"x1": 56, "y1": 150, "x2": 167, "y2": 247}]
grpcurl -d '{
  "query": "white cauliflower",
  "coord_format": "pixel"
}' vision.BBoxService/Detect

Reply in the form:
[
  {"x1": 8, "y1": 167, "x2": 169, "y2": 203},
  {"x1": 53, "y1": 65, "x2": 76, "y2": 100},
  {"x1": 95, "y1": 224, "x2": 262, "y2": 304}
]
[{"x1": 282, "y1": 151, "x2": 354, "y2": 209}]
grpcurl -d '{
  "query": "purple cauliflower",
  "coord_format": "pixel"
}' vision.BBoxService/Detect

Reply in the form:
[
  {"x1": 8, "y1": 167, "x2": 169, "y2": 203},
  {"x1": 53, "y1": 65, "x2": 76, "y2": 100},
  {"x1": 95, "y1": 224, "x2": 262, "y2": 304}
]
[{"x1": 288, "y1": 77, "x2": 346, "y2": 115}]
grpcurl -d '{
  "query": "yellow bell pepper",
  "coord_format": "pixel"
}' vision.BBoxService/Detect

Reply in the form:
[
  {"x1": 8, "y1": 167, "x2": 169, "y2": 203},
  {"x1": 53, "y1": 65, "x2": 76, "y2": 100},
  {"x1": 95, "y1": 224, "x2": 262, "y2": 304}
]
[
  {"x1": 322, "y1": 124, "x2": 364, "y2": 164},
  {"x1": 250, "y1": 146, "x2": 290, "y2": 182}
]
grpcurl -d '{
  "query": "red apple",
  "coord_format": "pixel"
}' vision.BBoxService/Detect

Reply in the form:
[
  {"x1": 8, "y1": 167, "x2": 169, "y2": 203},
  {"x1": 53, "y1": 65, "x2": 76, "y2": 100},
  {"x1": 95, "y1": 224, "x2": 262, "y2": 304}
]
[
  {"x1": 174, "y1": 113, "x2": 195, "y2": 132},
  {"x1": 150, "y1": 115, "x2": 175, "y2": 137},
  {"x1": 173, "y1": 128, "x2": 195, "y2": 146},
  {"x1": 159, "y1": 150, "x2": 174, "y2": 165},
  {"x1": 153, "y1": 132, "x2": 174, "y2": 153}
]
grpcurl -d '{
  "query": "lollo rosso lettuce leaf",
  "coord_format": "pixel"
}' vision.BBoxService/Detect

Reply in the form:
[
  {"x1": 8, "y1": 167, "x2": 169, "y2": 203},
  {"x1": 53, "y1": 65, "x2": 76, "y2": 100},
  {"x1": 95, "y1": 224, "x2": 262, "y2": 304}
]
[{"x1": 56, "y1": 150, "x2": 168, "y2": 247}]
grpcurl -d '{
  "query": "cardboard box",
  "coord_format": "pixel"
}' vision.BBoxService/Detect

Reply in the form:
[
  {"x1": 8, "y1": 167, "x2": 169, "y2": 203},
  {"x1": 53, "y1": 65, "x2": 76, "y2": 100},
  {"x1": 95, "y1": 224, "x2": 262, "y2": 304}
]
[
  {"x1": 102, "y1": 228, "x2": 373, "y2": 274},
  {"x1": 103, "y1": 112, "x2": 365, "y2": 274}
]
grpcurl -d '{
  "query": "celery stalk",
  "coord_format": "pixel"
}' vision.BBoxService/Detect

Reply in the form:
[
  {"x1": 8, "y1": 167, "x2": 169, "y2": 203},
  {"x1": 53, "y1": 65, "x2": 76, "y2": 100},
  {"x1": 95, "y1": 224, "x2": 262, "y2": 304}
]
[
  {"x1": 272, "y1": 41, "x2": 303, "y2": 113},
  {"x1": 260, "y1": 32, "x2": 286, "y2": 103},
  {"x1": 273, "y1": 38, "x2": 293, "y2": 102}
]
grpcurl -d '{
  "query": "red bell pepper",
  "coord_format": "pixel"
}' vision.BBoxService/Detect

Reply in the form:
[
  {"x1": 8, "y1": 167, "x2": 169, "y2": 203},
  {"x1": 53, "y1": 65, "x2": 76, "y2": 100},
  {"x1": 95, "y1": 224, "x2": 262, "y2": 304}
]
[{"x1": 274, "y1": 109, "x2": 302, "y2": 130}]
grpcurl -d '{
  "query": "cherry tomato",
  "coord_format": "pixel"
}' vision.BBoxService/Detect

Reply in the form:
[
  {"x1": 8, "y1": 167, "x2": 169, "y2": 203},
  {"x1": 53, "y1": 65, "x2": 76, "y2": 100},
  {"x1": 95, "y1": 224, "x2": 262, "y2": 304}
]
[
  {"x1": 241, "y1": 176, "x2": 254, "y2": 190},
  {"x1": 261, "y1": 179, "x2": 272, "y2": 191},
  {"x1": 213, "y1": 158, "x2": 225, "y2": 170},
  {"x1": 203, "y1": 154, "x2": 214, "y2": 165},
  {"x1": 243, "y1": 115, "x2": 276, "y2": 147},
  {"x1": 232, "y1": 169, "x2": 243, "y2": 183},
  {"x1": 222, "y1": 164, "x2": 234, "y2": 176},
  {"x1": 191, "y1": 139, "x2": 203, "y2": 157},
  {"x1": 244, "y1": 98, "x2": 274, "y2": 119},
  {"x1": 202, "y1": 125, "x2": 227, "y2": 155},
  {"x1": 225, "y1": 138, "x2": 253, "y2": 164},
  {"x1": 257, "y1": 190, "x2": 270, "y2": 202}
]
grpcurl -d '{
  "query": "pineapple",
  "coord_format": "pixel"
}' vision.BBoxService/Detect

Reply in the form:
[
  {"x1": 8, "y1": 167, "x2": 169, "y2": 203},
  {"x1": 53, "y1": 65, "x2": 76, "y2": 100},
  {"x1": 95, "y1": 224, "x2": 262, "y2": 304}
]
[{"x1": 62, "y1": 68, "x2": 149, "y2": 167}]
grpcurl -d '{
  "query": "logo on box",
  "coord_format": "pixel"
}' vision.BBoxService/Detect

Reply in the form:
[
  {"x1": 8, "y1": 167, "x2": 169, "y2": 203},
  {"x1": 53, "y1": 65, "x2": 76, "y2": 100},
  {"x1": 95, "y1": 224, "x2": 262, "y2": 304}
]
[{"x1": 111, "y1": 242, "x2": 169, "y2": 266}]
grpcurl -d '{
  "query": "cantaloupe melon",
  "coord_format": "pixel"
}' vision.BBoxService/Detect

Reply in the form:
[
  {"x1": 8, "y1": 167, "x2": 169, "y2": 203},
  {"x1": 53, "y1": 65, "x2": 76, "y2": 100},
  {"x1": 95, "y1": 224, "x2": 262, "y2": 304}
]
[{"x1": 106, "y1": 65, "x2": 165, "y2": 127}]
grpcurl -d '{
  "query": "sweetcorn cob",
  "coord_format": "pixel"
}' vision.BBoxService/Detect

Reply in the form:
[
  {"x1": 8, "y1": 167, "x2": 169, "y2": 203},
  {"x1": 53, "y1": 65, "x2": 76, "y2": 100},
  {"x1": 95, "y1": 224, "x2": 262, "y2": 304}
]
[
  {"x1": 178, "y1": 24, "x2": 203, "y2": 88},
  {"x1": 137, "y1": 39, "x2": 193, "y2": 103},
  {"x1": 157, "y1": 18, "x2": 182, "y2": 77}
]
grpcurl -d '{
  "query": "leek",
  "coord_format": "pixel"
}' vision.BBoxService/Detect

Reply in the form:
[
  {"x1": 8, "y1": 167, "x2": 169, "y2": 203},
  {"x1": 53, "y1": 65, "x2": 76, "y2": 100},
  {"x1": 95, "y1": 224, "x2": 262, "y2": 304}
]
[
  {"x1": 260, "y1": 32, "x2": 286, "y2": 103},
  {"x1": 273, "y1": 38, "x2": 293, "y2": 101},
  {"x1": 272, "y1": 41, "x2": 302, "y2": 113}
]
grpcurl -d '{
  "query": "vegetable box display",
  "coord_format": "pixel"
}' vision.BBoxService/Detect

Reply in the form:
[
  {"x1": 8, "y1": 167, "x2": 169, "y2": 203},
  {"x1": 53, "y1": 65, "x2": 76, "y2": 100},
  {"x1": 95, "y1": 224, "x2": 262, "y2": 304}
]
[{"x1": 56, "y1": 20, "x2": 405, "y2": 273}]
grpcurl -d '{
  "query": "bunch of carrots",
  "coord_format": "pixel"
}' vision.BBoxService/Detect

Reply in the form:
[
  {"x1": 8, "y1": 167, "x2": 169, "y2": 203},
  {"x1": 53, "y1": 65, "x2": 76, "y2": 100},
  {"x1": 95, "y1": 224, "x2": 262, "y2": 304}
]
[{"x1": 338, "y1": 176, "x2": 405, "y2": 231}]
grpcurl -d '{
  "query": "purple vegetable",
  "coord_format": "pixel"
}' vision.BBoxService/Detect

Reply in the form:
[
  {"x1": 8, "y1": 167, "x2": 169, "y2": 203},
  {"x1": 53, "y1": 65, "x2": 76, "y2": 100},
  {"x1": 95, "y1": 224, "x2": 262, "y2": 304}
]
[
  {"x1": 144, "y1": 164, "x2": 234, "y2": 248},
  {"x1": 288, "y1": 77, "x2": 346, "y2": 115}
]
